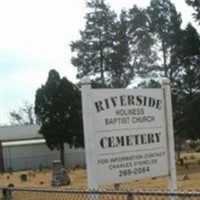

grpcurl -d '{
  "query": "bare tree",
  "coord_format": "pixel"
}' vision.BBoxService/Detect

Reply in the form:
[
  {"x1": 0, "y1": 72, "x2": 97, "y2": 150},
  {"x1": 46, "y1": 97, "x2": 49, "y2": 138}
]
[{"x1": 10, "y1": 101, "x2": 35, "y2": 125}]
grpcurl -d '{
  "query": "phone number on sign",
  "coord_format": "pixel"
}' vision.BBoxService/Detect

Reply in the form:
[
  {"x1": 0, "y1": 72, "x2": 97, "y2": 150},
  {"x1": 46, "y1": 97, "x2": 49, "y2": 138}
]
[{"x1": 119, "y1": 166, "x2": 150, "y2": 177}]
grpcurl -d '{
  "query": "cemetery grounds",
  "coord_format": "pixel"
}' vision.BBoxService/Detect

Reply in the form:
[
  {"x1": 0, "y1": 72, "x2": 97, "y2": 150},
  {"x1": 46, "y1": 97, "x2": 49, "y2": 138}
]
[{"x1": 0, "y1": 152, "x2": 199, "y2": 190}]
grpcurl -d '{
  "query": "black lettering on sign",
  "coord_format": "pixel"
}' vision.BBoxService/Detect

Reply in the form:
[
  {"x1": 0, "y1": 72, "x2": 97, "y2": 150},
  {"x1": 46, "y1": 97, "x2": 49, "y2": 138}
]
[
  {"x1": 115, "y1": 108, "x2": 144, "y2": 116},
  {"x1": 94, "y1": 95, "x2": 162, "y2": 113},
  {"x1": 131, "y1": 116, "x2": 155, "y2": 123},
  {"x1": 105, "y1": 117, "x2": 130, "y2": 125},
  {"x1": 118, "y1": 166, "x2": 150, "y2": 177},
  {"x1": 100, "y1": 133, "x2": 161, "y2": 149}
]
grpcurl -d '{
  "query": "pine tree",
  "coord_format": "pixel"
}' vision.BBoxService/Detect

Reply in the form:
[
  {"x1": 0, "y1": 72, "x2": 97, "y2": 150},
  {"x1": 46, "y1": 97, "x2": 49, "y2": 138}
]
[
  {"x1": 34, "y1": 69, "x2": 83, "y2": 166},
  {"x1": 106, "y1": 10, "x2": 132, "y2": 88},
  {"x1": 71, "y1": 1, "x2": 160, "y2": 88},
  {"x1": 171, "y1": 24, "x2": 200, "y2": 140},
  {"x1": 71, "y1": 0, "x2": 116, "y2": 86},
  {"x1": 128, "y1": 5, "x2": 158, "y2": 79},
  {"x1": 147, "y1": 0, "x2": 182, "y2": 79}
]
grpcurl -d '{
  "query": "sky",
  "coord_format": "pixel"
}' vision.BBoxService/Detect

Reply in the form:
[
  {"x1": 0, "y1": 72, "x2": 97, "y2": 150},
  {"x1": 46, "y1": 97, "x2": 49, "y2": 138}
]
[{"x1": 0, "y1": 0, "x2": 199, "y2": 125}]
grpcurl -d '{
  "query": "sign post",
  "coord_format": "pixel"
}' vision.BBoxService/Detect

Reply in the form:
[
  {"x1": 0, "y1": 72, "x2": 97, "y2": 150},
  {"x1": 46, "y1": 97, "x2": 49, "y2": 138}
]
[
  {"x1": 81, "y1": 78, "x2": 176, "y2": 190},
  {"x1": 163, "y1": 79, "x2": 177, "y2": 191},
  {"x1": 81, "y1": 77, "x2": 99, "y2": 190}
]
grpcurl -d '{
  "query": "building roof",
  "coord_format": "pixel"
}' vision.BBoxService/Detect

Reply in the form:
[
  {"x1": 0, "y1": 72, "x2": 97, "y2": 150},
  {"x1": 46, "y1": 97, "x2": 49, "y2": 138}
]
[
  {"x1": 0, "y1": 124, "x2": 42, "y2": 141},
  {"x1": 2, "y1": 139, "x2": 45, "y2": 147}
]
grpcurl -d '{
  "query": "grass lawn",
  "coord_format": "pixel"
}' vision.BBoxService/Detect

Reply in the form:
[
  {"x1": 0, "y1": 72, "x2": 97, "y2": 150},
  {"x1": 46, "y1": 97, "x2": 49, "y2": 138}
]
[{"x1": 0, "y1": 152, "x2": 199, "y2": 190}]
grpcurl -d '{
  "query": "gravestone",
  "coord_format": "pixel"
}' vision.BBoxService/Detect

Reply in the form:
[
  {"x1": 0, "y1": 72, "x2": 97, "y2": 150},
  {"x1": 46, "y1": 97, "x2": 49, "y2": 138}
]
[
  {"x1": 182, "y1": 164, "x2": 189, "y2": 180},
  {"x1": 20, "y1": 174, "x2": 27, "y2": 182},
  {"x1": 180, "y1": 158, "x2": 184, "y2": 166},
  {"x1": 51, "y1": 160, "x2": 70, "y2": 186}
]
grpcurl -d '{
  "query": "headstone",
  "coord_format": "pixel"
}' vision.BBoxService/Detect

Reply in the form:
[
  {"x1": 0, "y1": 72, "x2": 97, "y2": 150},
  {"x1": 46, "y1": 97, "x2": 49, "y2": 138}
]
[
  {"x1": 180, "y1": 158, "x2": 184, "y2": 166},
  {"x1": 182, "y1": 164, "x2": 189, "y2": 180},
  {"x1": 39, "y1": 181, "x2": 44, "y2": 185},
  {"x1": 51, "y1": 160, "x2": 70, "y2": 186},
  {"x1": 20, "y1": 174, "x2": 27, "y2": 182}
]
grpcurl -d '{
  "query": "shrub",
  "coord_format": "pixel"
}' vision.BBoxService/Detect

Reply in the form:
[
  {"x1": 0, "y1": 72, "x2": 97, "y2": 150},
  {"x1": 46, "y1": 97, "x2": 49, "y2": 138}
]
[
  {"x1": 190, "y1": 142, "x2": 198, "y2": 149},
  {"x1": 190, "y1": 155, "x2": 195, "y2": 159},
  {"x1": 183, "y1": 156, "x2": 188, "y2": 160},
  {"x1": 195, "y1": 146, "x2": 200, "y2": 152}
]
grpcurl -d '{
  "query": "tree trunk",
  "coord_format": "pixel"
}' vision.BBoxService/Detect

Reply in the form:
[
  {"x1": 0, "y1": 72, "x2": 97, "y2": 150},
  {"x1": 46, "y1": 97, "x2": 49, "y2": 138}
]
[
  {"x1": 162, "y1": 40, "x2": 168, "y2": 78},
  {"x1": 99, "y1": 37, "x2": 105, "y2": 86},
  {"x1": 59, "y1": 142, "x2": 65, "y2": 167},
  {"x1": 176, "y1": 149, "x2": 181, "y2": 161}
]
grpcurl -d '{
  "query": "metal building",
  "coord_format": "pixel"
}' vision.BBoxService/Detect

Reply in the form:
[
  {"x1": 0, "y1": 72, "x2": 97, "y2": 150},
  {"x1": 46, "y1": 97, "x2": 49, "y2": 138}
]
[{"x1": 0, "y1": 125, "x2": 85, "y2": 172}]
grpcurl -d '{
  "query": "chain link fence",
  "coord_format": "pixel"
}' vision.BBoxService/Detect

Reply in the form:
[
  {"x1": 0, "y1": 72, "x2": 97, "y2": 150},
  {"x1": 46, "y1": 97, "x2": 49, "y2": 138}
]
[{"x1": 0, "y1": 187, "x2": 200, "y2": 200}]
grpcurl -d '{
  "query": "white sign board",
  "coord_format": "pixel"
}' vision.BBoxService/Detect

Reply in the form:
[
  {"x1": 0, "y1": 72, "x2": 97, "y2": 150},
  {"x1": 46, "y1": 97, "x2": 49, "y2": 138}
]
[{"x1": 81, "y1": 79, "x2": 176, "y2": 189}]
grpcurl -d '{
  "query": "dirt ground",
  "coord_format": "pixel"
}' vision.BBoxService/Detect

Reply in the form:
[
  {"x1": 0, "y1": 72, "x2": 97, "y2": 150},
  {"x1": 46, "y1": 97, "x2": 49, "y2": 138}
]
[{"x1": 0, "y1": 152, "x2": 200, "y2": 190}]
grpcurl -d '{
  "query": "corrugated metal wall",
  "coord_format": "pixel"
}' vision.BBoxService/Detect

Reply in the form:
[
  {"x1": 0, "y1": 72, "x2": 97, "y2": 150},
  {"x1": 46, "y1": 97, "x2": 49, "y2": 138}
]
[
  {"x1": 2, "y1": 141, "x2": 85, "y2": 171},
  {"x1": 0, "y1": 125, "x2": 86, "y2": 172}
]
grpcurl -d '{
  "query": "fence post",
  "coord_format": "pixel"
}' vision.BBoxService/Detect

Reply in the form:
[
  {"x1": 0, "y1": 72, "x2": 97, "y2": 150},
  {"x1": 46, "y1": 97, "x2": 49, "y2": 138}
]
[
  {"x1": 2, "y1": 188, "x2": 12, "y2": 200},
  {"x1": 127, "y1": 192, "x2": 133, "y2": 200}
]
